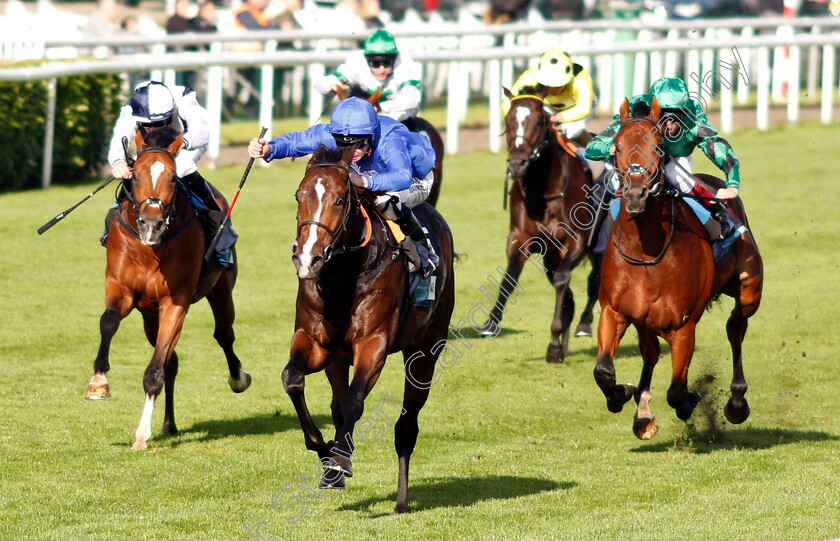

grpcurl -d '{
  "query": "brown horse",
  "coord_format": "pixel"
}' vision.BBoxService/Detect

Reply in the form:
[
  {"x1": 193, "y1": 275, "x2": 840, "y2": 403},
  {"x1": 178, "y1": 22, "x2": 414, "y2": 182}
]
[
  {"x1": 282, "y1": 145, "x2": 455, "y2": 512},
  {"x1": 85, "y1": 127, "x2": 251, "y2": 450},
  {"x1": 336, "y1": 84, "x2": 444, "y2": 206},
  {"x1": 594, "y1": 97, "x2": 763, "y2": 439},
  {"x1": 480, "y1": 87, "x2": 602, "y2": 363}
]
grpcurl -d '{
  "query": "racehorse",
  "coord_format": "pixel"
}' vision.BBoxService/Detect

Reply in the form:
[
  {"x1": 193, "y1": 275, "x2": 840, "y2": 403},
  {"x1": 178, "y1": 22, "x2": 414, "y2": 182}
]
[
  {"x1": 594, "y1": 97, "x2": 763, "y2": 439},
  {"x1": 336, "y1": 84, "x2": 444, "y2": 206},
  {"x1": 480, "y1": 87, "x2": 602, "y2": 363},
  {"x1": 85, "y1": 126, "x2": 251, "y2": 450},
  {"x1": 282, "y1": 145, "x2": 455, "y2": 512}
]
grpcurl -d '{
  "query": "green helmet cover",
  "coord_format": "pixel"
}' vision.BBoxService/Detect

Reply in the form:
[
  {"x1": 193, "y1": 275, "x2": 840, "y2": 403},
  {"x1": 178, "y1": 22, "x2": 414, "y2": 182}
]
[
  {"x1": 364, "y1": 29, "x2": 398, "y2": 57},
  {"x1": 649, "y1": 77, "x2": 690, "y2": 109}
]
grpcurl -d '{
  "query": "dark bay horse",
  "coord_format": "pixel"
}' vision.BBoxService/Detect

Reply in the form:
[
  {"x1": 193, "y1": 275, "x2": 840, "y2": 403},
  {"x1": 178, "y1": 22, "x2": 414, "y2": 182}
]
[
  {"x1": 283, "y1": 145, "x2": 455, "y2": 512},
  {"x1": 336, "y1": 84, "x2": 444, "y2": 206},
  {"x1": 594, "y1": 97, "x2": 763, "y2": 439},
  {"x1": 480, "y1": 87, "x2": 601, "y2": 363},
  {"x1": 85, "y1": 127, "x2": 251, "y2": 450}
]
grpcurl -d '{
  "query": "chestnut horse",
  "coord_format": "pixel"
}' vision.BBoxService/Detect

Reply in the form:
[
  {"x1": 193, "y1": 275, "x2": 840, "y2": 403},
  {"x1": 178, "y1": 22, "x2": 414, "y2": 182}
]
[
  {"x1": 594, "y1": 97, "x2": 763, "y2": 439},
  {"x1": 480, "y1": 87, "x2": 601, "y2": 363},
  {"x1": 282, "y1": 145, "x2": 454, "y2": 512},
  {"x1": 336, "y1": 84, "x2": 444, "y2": 206},
  {"x1": 85, "y1": 127, "x2": 251, "y2": 450}
]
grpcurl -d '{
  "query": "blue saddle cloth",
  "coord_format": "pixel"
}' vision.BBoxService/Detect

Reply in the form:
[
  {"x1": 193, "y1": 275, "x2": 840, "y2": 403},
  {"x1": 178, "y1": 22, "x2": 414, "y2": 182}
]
[
  {"x1": 182, "y1": 181, "x2": 237, "y2": 269},
  {"x1": 407, "y1": 244, "x2": 438, "y2": 308}
]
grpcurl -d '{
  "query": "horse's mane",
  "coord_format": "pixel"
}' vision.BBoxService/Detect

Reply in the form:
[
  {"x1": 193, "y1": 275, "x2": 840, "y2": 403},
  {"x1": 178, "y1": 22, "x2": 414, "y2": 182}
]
[
  {"x1": 631, "y1": 100, "x2": 652, "y2": 119},
  {"x1": 141, "y1": 125, "x2": 182, "y2": 149},
  {"x1": 345, "y1": 84, "x2": 372, "y2": 100},
  {"x1": 517, "y1": 85, "x2": 542, "y2": 96},
  {"x1": 311, "y1": 145, "x2": 348, "y2": 166}
]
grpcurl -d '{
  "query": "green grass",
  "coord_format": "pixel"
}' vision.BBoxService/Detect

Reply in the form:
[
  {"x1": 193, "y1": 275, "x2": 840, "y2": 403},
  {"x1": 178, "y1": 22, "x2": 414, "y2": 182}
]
[{"x1": 2, "y1": 121, "x2": 840, "y2": 540}]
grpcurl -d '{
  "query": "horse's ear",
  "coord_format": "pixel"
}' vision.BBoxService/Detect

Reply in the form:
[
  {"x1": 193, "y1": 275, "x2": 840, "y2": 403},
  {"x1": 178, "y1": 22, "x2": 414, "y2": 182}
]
[
  {"x1": 619, "y1": 98, "x2": 631, "y2": 123},
  {"x1": 503, "y1": 87, "x2": 513, "y2": 100},
  {"x1": 538, "y1": 85, "x2": 550, "y2": 100},
  {"x1": 135, "y1": 128, "x2": 147, "y2": 150},
  {"x1": 369, "y1": 87, "x2": 383, "y2": 107},
  {"x1": 336, "y1": 85, "x2": 346, "y2": 101},
  {"x1": 168, "y1": 132, "x2": 186, "y2": 156},
  {"x1": 339, "y1": 145, "x2": 354, "y2": 168},
  {"x1": 649, "y1": 96, "x2": 662, "y2": 123},
  {"x1": 306, "y1": 145, "x2": 326, "y2": 171}
]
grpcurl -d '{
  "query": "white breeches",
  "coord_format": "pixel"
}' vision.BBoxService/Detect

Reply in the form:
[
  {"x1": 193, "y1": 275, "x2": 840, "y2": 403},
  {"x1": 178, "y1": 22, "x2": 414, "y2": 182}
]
[
  {"x1": 175, "y1": 146, "x2": 206, "y2": 178},
  {"x1": 374, "y1": 169, "x2": 435, "y2": 218},
  {"x1": 664, "y1": 155, "x2": 695, "y2": 193}
]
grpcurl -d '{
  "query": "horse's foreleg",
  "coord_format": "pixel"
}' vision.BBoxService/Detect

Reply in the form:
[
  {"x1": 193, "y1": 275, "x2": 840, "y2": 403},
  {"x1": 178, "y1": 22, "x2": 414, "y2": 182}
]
[
  {"x1": 478, "y1": 230, "x2": 529, "y2": 336},
  {"x1": 132, "y1": 303, "x2": 187, "y2": 450},
  {"x1": 207, "y1": 272, "x2": 251, "y2": 393},
  {"x1": 545, "y1": 254, "x2": 573, "y2": 363},
  {"x1": 575, "y1": 252, "x2": 602, "y2": 338},
  {"x1": 283, "y1": 331, "x2": 331, "y2": 460},
  {"x1": 87, "y1": 282, "x2": 134, "y2": 400},
  {"x1": 139, "y1": 311, "x2": 178, "y2": 435},
  {"x1": 633, "y1": 327, "x2": 661, "y2": 440},
  {"x1": 594, "y1": 305, "x2": 634, "y2": 412},
  {"x1": 325, "y1": 362, "x2": 350, "y2": 443},
  {"x1": 325, "y1": 336, "x2": 388, "y2": 482},
  {"x1": 664, "y1": 324, "x2": 701, "y2": 421}
]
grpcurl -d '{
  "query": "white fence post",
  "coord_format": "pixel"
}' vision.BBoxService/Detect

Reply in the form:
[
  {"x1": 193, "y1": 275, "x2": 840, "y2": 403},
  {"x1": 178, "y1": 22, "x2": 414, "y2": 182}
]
[
  {"x1": 757, "y1": 46, "x2": 770, "y2": 131},
  {"x1": 41, "y1": 77, "x2": 56, "y2": 189},
  {"x1": 821, "y1": 44, "x2": 835, "y2": 124},
  {"x1": 206, "y1": 42, "x2": 223, "y2": 170}
]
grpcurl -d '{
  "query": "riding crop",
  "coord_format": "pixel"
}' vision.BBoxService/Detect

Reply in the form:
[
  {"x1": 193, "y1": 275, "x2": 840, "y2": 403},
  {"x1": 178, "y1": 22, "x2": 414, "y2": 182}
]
[
  {"x1": 37, "y1": 175, "x2": 118, "y2": 235},
  {"x1": 204, "y1": 126, "x2": 268, "y2": 262}
]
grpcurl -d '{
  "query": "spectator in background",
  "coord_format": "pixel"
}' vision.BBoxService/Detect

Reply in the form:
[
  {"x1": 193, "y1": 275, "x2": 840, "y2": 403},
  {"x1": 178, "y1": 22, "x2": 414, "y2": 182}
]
[
  {"x1": 188, "y1": 1, "x2": 218, "y2": 100},
  {"x1": 82, "y1": 0, "x2": 120, "y2": 57},
  {"x1": 166, "y1": 0, "x2": 197, "y2": 89},
  {"x1": 484, "y1": 0, "x2": 531, "y2": 23},
  {"x1": 118, "y1": 17, "x2": 148, "y2": 89}
]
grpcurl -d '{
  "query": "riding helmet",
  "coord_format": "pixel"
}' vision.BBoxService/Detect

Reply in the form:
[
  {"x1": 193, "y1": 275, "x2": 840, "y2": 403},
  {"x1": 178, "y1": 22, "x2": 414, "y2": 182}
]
[
  {"x1": 328, "y1": 97, "x2": 378, "y2": 142},
  {"x1": 649, "y1": 77, "x2": 690, "y2": 110},
  {"x1": 535, "y1": 49, "x2": 575, "y2": 88},
  {"x1": 363, "y1": 29, "x2": 398, "y2": 58},
  {"x1": 129, "y1": 80, "x2": 176, "y2": 125}
]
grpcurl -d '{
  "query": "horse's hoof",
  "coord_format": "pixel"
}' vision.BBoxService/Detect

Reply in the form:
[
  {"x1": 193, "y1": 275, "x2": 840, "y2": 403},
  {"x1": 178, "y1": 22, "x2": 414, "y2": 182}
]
[
  {"x1": 228, "y1": 371, "x2": 252, "y2": 393},
  {"x1": 633, "y1": 416, "x2": 659, "y2": 440},
  {"x1": 724, "y1": 397, "x2": 751, "y2": 424},
  {"x1": 606, "y1": 384, "x2": 637, "y2": 413},
  {"x1": 675, "y1": 392, "x2": 701, "y2": 420},
  {"x1": 324, "y1": 455, "x2": 353, "y2": 478},
  {"x1": 85, "y1": 374, "x2": 111, "y2": 400},
  {"x1": 574, "y1": 323, "x2": 592, "y2": 337},
  {"x1": 161, "y1": 422, "x2": 178, "y2": 436},
  {"x1": 319, "y1": 469, "x2": 346, "y2": 489},
  {"x1": 395, "y1": 501, "x2": 410, "y2": 513},
  {"x1": 545, "y1": 344, "x2": 565, "y2": 363},
  {"x1": 477, "y1": 320, "x2": 499, "y2": 337},
  {"x1": 131, "y1": 440, "x2": 147, "y2": 451}
]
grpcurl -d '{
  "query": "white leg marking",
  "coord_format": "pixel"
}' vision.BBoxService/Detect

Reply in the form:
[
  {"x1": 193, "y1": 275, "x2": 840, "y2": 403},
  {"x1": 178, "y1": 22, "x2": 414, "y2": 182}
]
[
  {"x1": 134, "y1": 394, "x2": 155, "y2": 447},
  {"x1": 514, "y1": 106, "x2": 530, "y2": 148},
  {"x1": 299, "y1": 178, "x2": 325, "y2": 278}
]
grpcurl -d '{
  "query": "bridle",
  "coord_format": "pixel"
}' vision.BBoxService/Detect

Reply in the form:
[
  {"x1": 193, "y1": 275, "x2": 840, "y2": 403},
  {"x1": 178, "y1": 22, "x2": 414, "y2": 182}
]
[
  {"x1": 506, "y1": 94, "x2": 552, "y2": 163},
  {"x1": 124, "y1": 147, "x2": 179, "y2": 234},
  {"x1": 614, "y1": 116, "x2": 676, "y2": 266},
  {"x1": 296, "y1": 162, "x2": 365, "y2": 264}
]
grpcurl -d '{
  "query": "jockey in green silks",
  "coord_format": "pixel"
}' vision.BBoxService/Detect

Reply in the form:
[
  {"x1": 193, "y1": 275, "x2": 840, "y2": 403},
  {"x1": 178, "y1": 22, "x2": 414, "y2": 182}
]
[{"x1": 586, "y1": 76, "x2": 747, "y2": 259}]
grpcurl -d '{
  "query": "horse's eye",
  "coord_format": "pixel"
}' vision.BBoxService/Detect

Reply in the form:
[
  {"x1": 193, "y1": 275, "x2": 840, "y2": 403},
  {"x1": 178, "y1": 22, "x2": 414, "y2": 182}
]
[{"x1": 335, "y1": 197, "x2": 344, "y2": 206}]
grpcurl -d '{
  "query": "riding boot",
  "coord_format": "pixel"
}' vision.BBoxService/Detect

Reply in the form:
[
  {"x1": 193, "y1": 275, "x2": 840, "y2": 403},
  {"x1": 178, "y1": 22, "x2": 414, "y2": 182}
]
[
  {"x1": 708, "y1": 201, "x2": 747, "y2": 261},
  {"x1": 398, "y1": 206, "x2": 438, "y2": 278},
  {"x1": 181, "y1": 171, "x2": 226, "y2": 230},
  {"x1": 100, "y1": 181, "x2": 130, "y2": 247}
]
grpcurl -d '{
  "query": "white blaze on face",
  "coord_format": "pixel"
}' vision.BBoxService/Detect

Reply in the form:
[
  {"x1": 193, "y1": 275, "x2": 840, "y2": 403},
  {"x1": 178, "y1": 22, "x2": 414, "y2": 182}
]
[
  {"x1": 514, "y1": 106, "x2": 530, "y2": 148},
  {"x1": 149, "y1": 160, "x2": 166, "y2": 190},
  {"x1": 298, "y1": 178, "x2": 325, "y2": 277}
]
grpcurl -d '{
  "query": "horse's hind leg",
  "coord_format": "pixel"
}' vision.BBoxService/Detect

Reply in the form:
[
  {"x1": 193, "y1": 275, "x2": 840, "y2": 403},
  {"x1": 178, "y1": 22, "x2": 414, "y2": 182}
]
[
  {"x1": 664, "y1": 324, "x2": 701, "y2": 421},
  {"x1": 633, "y1": 327, "x2": 661, "y2": 440},
  {"x1": 395, "y1": 343, "x2": 438, "y2": 513},
  {"x1": 575, "y1": 252, "x2": 602, "y2": 338},
  {"x1": 723, "y1": 266, "x2": 762, "y2": 424},
  {"x1": 207, "y1": 269, "x2": 251, "y2": 393},
  {"x1": 86, "y1": 282, "x2": 134, "y2": 400}
]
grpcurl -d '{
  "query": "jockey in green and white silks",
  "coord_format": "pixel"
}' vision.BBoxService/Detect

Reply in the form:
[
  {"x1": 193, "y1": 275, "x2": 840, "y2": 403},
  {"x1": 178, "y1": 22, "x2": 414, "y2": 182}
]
[
  {"x1": 314, "y1": 29, "x2": 422, "y2": 122},
  {"x1": 586, "y1": 77, "x2": 747, "y2": 259}
]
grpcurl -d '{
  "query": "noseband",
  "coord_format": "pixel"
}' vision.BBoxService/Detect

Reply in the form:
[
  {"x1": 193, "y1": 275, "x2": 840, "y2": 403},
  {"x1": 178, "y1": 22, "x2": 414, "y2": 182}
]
[
  {"x1": 615, "y1": 117, "x2": 666, "y2": 197},
  {"x1": 296, "y1": 162, "x2": 361, "y2": 263}
]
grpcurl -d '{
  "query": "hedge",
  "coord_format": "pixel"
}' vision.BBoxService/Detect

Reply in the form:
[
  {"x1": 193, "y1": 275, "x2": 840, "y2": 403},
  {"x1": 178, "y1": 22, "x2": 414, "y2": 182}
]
[{"x1": 0, "y1": 72, "x2": 124, "y2": 192}]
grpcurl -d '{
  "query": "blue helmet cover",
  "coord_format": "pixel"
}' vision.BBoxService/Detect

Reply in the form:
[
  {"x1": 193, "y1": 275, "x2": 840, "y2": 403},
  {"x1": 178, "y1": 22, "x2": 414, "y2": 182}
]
[{"x1": 328, "y1": 97, "x2": 378, "y2": 137}]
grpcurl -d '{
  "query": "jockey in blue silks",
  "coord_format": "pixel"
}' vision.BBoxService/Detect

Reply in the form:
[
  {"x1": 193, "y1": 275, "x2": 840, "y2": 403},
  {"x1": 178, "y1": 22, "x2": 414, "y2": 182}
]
[{"x1": 248, "y1": 97, "x2": 438, "y2": 277}]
